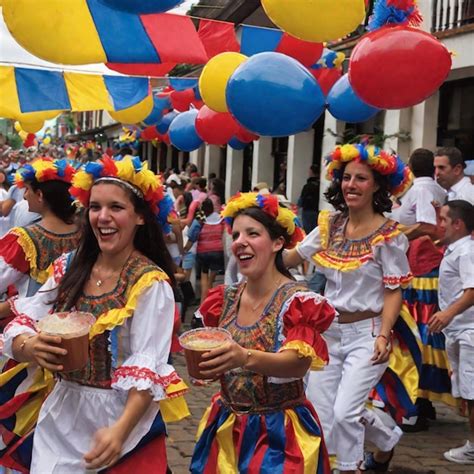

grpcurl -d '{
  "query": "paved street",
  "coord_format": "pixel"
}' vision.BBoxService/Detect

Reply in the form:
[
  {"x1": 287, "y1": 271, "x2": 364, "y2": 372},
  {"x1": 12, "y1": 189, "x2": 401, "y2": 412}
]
[{"x1": 167, "y1": 321, "x2": 472, "y2": 474}]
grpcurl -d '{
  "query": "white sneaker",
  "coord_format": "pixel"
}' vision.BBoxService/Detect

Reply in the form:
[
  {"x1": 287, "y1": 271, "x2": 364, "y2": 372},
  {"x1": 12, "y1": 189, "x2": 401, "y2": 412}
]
[{"x1": 444, "y1": 441, "x2": 474, "y2": 464}]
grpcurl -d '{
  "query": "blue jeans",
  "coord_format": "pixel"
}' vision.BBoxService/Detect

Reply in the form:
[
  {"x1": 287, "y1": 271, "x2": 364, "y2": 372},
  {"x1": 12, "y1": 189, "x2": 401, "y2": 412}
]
[{"x1": 307, "y1": 270, "x2": 326, "y2": 295}]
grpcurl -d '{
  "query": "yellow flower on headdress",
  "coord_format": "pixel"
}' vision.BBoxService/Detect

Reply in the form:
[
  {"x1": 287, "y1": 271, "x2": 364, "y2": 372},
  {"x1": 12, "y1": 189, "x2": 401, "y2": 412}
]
[
  {"x1": 325, "y1": 143, "x2": 412, "y2": 197},
  {"x1": 70, "y1": 155, "x2": 164, "y2": 213},
  {"x1": 340, "y1": 144, "x2": 360, "y2": 161},
  {"x1": 222, "y1": 192, "x2": 304, "y2": 249}
]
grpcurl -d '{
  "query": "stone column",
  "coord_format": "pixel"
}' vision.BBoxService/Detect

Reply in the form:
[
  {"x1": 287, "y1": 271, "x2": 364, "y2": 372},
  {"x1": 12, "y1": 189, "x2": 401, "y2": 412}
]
[
  {"x1": 384, "y1": 108, "x2": 412, "y2": 161},
  {"x1": 286, "y1": 129, "x2": 314, "y2": 203},
  {"x1": 225, "y1": 146, "x2": 244, "y2": 199},
  {"x1": 203, "y1": 145, "x2": 221, "y2": 178},
  {"x1": 319, "y1": 113, "x2": 344, "y2": 210},
  {"x1": 251, "y1": 137, "x2": 274, "y2": 189},
  {"x1": 410, "y1": 92, "x2": 439, "y2": 152},
  {"x1": 189, "y1": 146, "x2": 205, "y2": 174}
]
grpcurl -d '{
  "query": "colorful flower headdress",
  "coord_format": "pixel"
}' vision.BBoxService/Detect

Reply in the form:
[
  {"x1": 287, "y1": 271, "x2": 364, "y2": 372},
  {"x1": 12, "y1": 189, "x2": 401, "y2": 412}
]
[
  {"x1": 15, "y1": 157, "x2": 76, "y2": 188},
  {"x1": 368, "y1": 0, "x2": 422, "y2": 32},
  {"x1": 70, "y1": 155, "x2": 167, "y2": 216},
  {"x1": 325, "y1": 143, "x2": 413, "y2": 197},
  {"x1": 222, "y1": 192, "x2": 305, "y2": 249}
]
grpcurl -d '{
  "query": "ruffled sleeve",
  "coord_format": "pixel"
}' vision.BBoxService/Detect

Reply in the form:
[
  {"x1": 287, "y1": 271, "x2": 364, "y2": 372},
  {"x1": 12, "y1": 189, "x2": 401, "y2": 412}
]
[
  {"x1": 279, "y1": 291, "x2": 336, "y2": 370},
  {"x1": 295, "y1": 210, "x2": 333, "y2": 261},
  {"x1": 111, "y1": 280, "x2": 187, "y2": 402},
  {"x1": 2, "y1": 276, "x2": 58, "y2": 358},
  {"x1": 373, "y1": 231, "x2": 413, "y2": 289},
  {"x1": 194, "y1": 284, "x2": 225, "y2": 327},
  {"x1": 0, "y1": 230, "x2": 29, "y2": 294}
]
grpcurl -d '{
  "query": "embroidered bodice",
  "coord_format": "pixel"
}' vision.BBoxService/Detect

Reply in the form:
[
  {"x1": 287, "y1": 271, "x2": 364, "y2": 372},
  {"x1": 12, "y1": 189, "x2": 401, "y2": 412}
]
[
  {"x1": 54, "y1": 254, "x2": 162, "y2": 388},
  {"x1": 198, "y1": 282, "x2": 335, "y2": 413},
  {"x1": 296, "y1": 211, "x2": 412, "y2": 313},
  {"x1": 12, "y1": 224, "x2": 81, "y2": 283}
]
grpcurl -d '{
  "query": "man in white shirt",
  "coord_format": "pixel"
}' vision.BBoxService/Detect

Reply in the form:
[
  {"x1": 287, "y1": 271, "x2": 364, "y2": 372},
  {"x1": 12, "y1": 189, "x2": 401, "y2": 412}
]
[
  {"x1": 0, "y1": 185, "x2": 40, "y2": 229},
  {"x1": 434, "y1": 147, "x2": 474, "y2": 204},
  {"x1": 392, "y1": 148, "x2": 447, "y2": 239},
  {"x1": 428, "y1": 200, "x2": 474, "y2": 465}
]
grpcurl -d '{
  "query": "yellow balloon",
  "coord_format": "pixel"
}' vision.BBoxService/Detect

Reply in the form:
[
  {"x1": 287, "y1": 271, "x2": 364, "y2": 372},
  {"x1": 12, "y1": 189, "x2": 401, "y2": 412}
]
[
  {"x1": 2, "y1": 0, "x2": 105, "y2": 64},
  {"x1": 199, "y1": 52, "x2": 248, "y2": 113},
  {"x1": 20, "y1": 120, "x2": 44, "y2": 133},
  {"x1": 15, "y1": 110, "x2": 60, "y2": 124},
  {"x1": 261, "y1": 0, "x2": 366, "y2": 42},
  {"x1": 43, "y1": 136, "x2": 52, "y2": 145},
  {"x1": 108, "y1": 95, "x2": 154, "y2": 125},
  {"x1": 19, "y1": 130, "x2": 28, "y2": 141},
  {"x1": 14, "y1": 121, "x2": 22, "y2": 132}
]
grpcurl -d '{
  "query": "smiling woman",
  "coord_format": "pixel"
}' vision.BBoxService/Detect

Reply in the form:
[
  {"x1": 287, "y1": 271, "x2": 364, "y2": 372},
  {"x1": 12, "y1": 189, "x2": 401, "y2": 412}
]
[
  {"x1": 0, "y1": 157, "x2": 80, "y2": 302},
  {"x1": 0, "y1": 155, "x2": 188, "y2": 473},
  {"x1": 283, "y1": 143, "x2": 413, "y2": 473},
  {"x1": 189, "y1": 192, "x2": 335, "y2": 473}
]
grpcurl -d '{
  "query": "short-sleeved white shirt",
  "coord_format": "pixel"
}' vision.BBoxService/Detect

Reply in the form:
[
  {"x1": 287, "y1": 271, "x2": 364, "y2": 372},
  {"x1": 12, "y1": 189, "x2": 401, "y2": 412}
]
[
  {"x1": 390, "y1": 177, "x2": 446, "y2": 226},
  {"x1": 439, "y1": 235, "x2": 474, "y2": 334},
  {"x1": 296, "y1": 212, "x2": 412, "y2": 314},
  {"x1": 447, "y1": 177, "x2": 474, "y2": 205},
  {"x1": 6, "y1": 185, "x2": 40, "y2": 228}
]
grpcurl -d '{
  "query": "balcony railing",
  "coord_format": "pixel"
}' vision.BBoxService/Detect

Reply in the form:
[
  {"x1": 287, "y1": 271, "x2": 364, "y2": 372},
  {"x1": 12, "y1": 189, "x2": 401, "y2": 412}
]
[{"x1": 432, "y1": 0, "x2": 474, "y2": 32}]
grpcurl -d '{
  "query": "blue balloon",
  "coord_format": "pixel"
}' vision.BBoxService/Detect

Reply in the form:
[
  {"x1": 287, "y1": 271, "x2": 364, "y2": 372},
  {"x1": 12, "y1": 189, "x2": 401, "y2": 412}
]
[
  {"x1": 228, "y1": 137, "x2": 247, "y2": 150},
  {"x1": 226, "y1": 52, "x2": 325, "y2": 137},
  {"x1": 156, "y1": 110, "x2": 178, "y2": 134},
  {"x1": 98, "y1": 0, "x2": 182, "y2": 14},
  {"x1": 143, "y1": 96, "x2": 171, "y2": 126},
  {"x1": 169, "y1": 110, "x2": 203, "y2": 152},
  {"x1": 327, "y1": 74, "x2": 380, "y2": 123}
]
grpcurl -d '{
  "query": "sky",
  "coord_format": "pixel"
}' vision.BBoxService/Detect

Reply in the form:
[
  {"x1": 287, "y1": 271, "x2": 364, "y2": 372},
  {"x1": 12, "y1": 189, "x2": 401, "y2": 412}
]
[{"x1": 172, "y1": 0, "x2": 197, "y2": 14}]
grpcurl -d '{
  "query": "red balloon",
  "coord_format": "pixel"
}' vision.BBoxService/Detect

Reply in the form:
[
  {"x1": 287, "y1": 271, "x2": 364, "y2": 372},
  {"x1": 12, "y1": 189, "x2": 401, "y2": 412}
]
[
  {"x1": 195, "y1": 106, "x2": 240, "y2": 146},
  {"x1": 310, "y1": 68, "x2": 342, "y2": 96},
  {"x1": 235, "y1": 125, "x2": 259, "y2": 143},
  {"x1": 141, "y1": 126, "x2": 160, "y2": 141},
  {"x1": 156, "y1": 131, "x2": 170, "y2": 145},
  {"x1": 349, "y1": 26, "x2": 452, "y2": 109},
  {"x1": 23, "y1": 133, "x2": 36, "y2": 148},
  {"x1": 170, "y1": 89, "x2": 196, "y2": 112}
]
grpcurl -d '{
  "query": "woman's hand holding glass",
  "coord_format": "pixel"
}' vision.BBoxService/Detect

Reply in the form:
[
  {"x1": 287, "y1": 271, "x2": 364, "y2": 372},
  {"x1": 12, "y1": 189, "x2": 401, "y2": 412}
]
[
  {"x1": 199, "y1": 341, "x2": 247, "y2": 379},
  {"x1": 20, "y1": 333, "x2": 66, "y2": 372}
]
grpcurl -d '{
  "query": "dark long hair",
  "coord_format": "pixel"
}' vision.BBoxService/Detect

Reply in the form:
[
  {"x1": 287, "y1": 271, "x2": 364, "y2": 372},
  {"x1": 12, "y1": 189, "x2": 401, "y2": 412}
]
[
  {"x1": 210, "y1": 178, "x2": 225, "y2": 206},
  {"x1": 30, "y1": 180, "x2": 77, "y2": 224},
  {"x1": 233, "y1": 207, "x2": 293, "y2": 279},
  {"x1": 0, "y1": 169, "x2": 11, "y2": 191},
  {"x1": 324, "y1": 163, "x2": 393, "y2": 215},
  {"x1": 54, "y1": 182, "x2": 176, "y2": 310}
]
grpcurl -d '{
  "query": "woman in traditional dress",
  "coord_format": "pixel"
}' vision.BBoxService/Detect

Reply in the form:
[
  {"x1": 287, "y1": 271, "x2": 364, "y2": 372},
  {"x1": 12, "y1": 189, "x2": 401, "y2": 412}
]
[
  {"x1": 0, "y1": 158, "x2": 80, "y2": 302},
  {"x1": 1, "y1": 155, "x2": 187, "y2": 473},
  {"x1": 190, "y1": 192, "x2": 335, "y2": 474},
  {"x1": 284, "y1": 143, "x2": 413, "y2": 473}
]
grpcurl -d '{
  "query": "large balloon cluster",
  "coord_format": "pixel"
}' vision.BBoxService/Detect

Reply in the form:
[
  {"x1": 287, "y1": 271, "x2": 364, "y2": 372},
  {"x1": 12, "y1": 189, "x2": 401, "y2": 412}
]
[
  {"x1": 145, "y1": 0, "x2": 451, "y2": 151},
  {"x1": 7, "y1": 1, "x2": 450, "y2": 152}
]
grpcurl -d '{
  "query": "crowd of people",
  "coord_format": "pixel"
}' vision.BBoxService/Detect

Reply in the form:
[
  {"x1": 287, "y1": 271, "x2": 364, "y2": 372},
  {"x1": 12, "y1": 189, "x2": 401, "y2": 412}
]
[{"x1": 0, "y1": 139, "x2": 472, "y2": 473}]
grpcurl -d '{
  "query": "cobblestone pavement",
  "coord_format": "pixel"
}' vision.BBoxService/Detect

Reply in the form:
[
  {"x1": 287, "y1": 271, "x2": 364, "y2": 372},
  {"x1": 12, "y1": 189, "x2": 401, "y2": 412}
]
[{"x1": 168, "y1": 313, "x2": 472, "y2": 474}]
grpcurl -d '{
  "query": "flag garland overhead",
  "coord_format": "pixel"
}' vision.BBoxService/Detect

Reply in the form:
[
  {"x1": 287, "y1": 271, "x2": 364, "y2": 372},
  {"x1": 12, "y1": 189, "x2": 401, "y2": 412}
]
[{"x1": 0, "y1": 65, "x2": 151, "y2": 118}]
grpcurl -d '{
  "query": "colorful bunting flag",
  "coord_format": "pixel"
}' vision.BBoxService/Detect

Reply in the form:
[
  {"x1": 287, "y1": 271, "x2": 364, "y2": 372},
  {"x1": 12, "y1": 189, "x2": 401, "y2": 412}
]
[
  {"x1": 2, "y1": 0, "x2": 208, "y2": 66},
  {"x1": 198, "y1": 19, "x2": 240, "y2": 59},
  {"x1": 0, "y1": 65, "x2": 151, "y2": 118},
  {"x1": 240, "y1": 25, "x2": 323, "y2": 66}
]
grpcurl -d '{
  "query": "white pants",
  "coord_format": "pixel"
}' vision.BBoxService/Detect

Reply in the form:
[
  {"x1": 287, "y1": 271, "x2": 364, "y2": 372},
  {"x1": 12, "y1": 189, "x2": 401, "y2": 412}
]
[
  {"x1": 306, "y1": 317, "x2": 388, "y2": 471},
  {"x1": 445, "y1": 329, "x2": 474, "y2": 400},
  {"x1": 363, "y1": 407, "x2": 403, "y2": 452}
]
